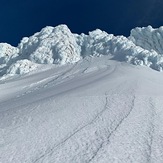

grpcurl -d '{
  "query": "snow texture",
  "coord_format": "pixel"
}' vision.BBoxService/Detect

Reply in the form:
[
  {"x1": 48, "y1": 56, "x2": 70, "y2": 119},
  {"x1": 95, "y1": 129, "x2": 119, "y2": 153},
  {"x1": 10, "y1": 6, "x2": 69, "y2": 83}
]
[
  {"x1": 2, "y1": 24, "x2": 163, "y2": 163},
  {"x1": 18, "y1": 25, "x2": 81, "y2": 64},
  {"x1": 0, "y1": 43, "x2": 19, "y2": 64},
  {"x1": 1, "y1": 24, "x2": 163, "y2": 77},
  {"x1": 6, "y1": 60, "x2": 38, "y2": 75},
  {"x1": 1, "y1": 55, "x2": 163, "y2": 163}
]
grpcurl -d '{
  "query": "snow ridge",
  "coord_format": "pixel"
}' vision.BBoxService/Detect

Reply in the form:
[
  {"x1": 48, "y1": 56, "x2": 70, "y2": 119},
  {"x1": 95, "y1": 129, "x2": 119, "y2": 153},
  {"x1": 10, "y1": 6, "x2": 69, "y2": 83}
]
[{"x1": 1, "y1": 25, "x2": 163, "y2": 77}]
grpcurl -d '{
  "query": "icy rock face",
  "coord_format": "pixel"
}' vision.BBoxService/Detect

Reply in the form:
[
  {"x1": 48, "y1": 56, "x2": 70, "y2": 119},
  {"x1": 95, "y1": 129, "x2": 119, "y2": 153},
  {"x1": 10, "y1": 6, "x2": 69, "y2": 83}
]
[{"x1": 18, "y1": 25, "x2": 81, "y2": 64}]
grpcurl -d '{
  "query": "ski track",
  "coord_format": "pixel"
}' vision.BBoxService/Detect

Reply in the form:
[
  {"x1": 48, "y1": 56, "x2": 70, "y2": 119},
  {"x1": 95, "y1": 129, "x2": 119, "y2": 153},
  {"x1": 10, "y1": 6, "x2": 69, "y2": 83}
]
[
  {"x1": 88, "y1": 96, "x2": 163, "y2": 163},
  {"x1": 19, "y1": 63, "x2": 78, "y2": 97},
  {"x1": 16, "y1": 57, "x2": 100, "y2": 99},
  {"x1": 146, "y1": 98, "x2": 156, "y2": 163},
  {"x1": 33, "y1": 95, "x2": 110, "y2": 163},
  {"x1": 88, "y1": 95, "x2": 136, "y2": 163}
]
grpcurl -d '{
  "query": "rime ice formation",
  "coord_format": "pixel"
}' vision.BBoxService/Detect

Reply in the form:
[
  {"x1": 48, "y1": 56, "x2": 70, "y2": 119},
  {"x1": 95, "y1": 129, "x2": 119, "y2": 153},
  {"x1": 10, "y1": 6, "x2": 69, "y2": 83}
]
[
  {"x1": 129, "y1": 26, "x2": 163, "y2": 70},
  {"x1": 18, "y1": 25, "x2": 81, "y2": 64},
  {"x1": 0, "y1": 43, "x2": 19, "y2": 76},
  {"x1": 1, "y1": 24, "x2": 163, "y2": 77},
  {"x1": 129, "y1": 25, "x2": 163, "y2": 54},
  {"x1": 6, "y1": 60, "x2": 38, "y2": 75},
  {"x1": 0, "y1": 43, "x2": 19, "y2": 64}
]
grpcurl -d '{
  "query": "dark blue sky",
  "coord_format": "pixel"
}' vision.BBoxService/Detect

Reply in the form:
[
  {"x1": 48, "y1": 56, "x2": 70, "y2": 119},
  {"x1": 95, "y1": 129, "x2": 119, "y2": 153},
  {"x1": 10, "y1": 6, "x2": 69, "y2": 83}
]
[{"x1": 0, "y1": 0, "x2": 163, "y2": 46}]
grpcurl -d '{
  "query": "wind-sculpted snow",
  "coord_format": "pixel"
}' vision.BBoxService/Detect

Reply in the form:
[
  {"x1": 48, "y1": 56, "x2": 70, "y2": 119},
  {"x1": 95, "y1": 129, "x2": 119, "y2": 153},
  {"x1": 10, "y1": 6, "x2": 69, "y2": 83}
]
[
  {"x1": 18, "y1": 25, "x2": 81, "y2": 64},
  {"x1": 0, "y1": 43, "x2": 19, "y2": 64},
  {"x1": 0, "y1": 43, "x2": 19, "y2": 76},
  {"x1": 6, "y1": 60, "x2": 38, "y2": 75},
  {"x1": 129, "y1": 25, "x2": 163, "y2": 54},
  {"x1": 1, "y1": 24, "x2": 163, "y2": 77},
  {"x1": 128, "y1": 25, "x2": 163, "y2": 70},
  {"x1": 76, "y1": 29, "x2": 163, "y2": 71}
]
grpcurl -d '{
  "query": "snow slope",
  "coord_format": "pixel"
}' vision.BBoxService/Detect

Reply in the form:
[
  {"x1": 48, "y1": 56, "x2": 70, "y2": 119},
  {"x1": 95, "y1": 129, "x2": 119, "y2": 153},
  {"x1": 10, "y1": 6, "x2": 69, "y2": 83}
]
[
  {"x1": 0, "y1": 55, "x2": 163, "y2": 163},
  {"x1": 1, "y1": 25, "x2": 163, "y2": 162}
]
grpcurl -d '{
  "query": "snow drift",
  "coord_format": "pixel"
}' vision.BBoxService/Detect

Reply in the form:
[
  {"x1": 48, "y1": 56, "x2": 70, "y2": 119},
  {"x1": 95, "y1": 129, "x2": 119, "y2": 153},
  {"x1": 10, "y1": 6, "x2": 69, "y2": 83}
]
[{"x1": 1, "y1": 24, "x2": 163, "y2": 77}]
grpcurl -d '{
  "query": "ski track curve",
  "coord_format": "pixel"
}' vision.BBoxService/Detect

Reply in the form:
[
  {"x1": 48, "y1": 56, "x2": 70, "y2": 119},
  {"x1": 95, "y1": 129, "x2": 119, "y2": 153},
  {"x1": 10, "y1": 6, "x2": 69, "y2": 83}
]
[{"x1": 33, "y1": 83, "x2": 138, "y2": 163}]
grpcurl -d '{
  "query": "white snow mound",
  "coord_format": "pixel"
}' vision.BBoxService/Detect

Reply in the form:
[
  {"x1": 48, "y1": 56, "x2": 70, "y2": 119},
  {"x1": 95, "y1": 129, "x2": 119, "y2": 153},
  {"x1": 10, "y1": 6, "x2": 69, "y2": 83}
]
[
  {"x1": 0, "y1": 43, "x2": 19, "y2": 65},
  {"x1": 18, "y1": 25, "x2": 81, "y2": 64}
]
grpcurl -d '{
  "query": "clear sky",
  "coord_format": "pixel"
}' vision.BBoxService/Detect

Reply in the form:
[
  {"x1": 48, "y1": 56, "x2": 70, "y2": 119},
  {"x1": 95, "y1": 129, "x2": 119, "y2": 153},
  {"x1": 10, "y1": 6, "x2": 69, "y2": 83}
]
[{"x1": 0, "y1": 0, "x2": 163, "y2": 46}]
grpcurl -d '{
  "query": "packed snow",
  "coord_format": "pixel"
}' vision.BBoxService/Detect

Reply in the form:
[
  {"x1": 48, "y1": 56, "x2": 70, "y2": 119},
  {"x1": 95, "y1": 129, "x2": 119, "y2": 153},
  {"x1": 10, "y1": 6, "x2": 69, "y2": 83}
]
[
  {"x1": 1, "y1": 24, "x2": 163, "y2": 78},
  {"x1": 1, "y1": 25, "x2": 163, "y2": 163}
]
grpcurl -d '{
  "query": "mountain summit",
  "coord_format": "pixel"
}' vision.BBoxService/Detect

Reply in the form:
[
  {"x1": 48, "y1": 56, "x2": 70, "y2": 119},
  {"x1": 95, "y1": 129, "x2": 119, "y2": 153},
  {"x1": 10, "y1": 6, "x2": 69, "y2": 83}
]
[{"x1": 1, "y1": 25, "x2": 163, "y2": 78}]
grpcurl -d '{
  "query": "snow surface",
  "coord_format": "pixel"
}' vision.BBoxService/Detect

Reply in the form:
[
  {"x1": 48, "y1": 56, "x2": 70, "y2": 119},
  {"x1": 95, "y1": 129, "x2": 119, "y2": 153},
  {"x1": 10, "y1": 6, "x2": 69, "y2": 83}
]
[
  {"x1": 1, "y1": 24, "x2": 163, "y2": 78},
  {"x1": 0, "y1": 55, "x2": 163, "y2": 163},
  {"x1": 1, "y1": 25, "x2": 163, "y2": 162}
]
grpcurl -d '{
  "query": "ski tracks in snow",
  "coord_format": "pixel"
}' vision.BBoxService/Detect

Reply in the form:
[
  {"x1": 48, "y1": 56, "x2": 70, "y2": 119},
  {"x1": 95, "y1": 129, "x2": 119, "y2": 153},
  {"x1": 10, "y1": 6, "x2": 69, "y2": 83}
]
[
  {"x1": 89, "y1": 96, "x2": 163, "y2": 163},
  {"x1": 19, "y1": 63, "x2": 78, "y2": 97},
  {"x1": 32, "y1": 92, "x2": 163, "y2": 162},
  {"x1": 87, "y1": 95, "x2": 136, "y2": 163},
  {"x1": 33, "y1": 91, "x2": 137, "y2": 163}
]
